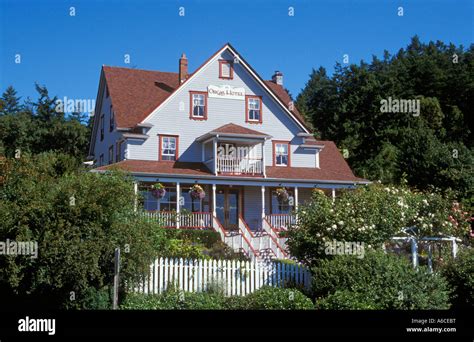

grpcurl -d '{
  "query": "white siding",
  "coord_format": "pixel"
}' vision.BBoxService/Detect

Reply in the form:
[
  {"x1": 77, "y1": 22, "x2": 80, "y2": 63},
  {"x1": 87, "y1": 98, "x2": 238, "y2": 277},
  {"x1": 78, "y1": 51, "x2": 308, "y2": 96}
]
[
  {"x1": 127, "y1": 49, "x2": 316, "y2": 168},
  {"x1": 93, "y1": 89, "x2": 121, "y2": 165}
]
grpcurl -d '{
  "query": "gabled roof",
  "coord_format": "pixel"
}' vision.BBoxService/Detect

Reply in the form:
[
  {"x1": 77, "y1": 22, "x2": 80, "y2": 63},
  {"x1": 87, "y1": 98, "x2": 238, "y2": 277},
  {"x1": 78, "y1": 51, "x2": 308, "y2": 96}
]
[
  {"x1": 103, "y1": 66, "x2": 179, "y2": 128},
  {"x1": 100, "y1": 43, "x2": 311, "y2": 131},
  {"x1": 196, "y1": 123, "x2": 271, "y2": 141}
]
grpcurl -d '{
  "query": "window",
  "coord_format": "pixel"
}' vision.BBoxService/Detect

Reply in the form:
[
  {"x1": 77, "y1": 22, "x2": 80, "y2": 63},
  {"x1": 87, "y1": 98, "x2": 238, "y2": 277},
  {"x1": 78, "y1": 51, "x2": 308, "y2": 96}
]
[
  {"x1": 219, "y1": 60, "x2": 233, "y2": 79},
  {"x1": 108, "y1": 145, "x2": 113, "y2": 164},
  {"x1": 99, "y1": 154, "x2": 104, "y2": 166},
  {"x1": 109, "y1": 106, "x2": 114, "y2": 132},
  {"x1": 246, "y1": 96, "x2": 262, "y2": 123},
  {"x1": 116, "y1": 141, "x2": 121, "y2": 162},
  {"x1": 273, "y1": 141, "x2": 290, "y2": 166},
  {"x1": 100, "y1": 114, "x2": 104, "y2": 141},
  {"x1": 139, "y1": 184, "x2": 177, "y2": 212},
  {"x1": 159, "y1": 135, "x2": 179, "y2": 161},
  {"x1": 189, "y1": 91, "x2": 207, "y2": 120}
]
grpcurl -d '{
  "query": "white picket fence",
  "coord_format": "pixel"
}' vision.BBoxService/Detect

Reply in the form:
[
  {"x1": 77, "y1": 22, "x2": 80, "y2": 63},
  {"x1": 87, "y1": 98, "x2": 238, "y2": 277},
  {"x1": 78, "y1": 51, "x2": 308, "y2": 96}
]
[{"x1": 133, "y1": 257, "x2": 311, "y2": 297}]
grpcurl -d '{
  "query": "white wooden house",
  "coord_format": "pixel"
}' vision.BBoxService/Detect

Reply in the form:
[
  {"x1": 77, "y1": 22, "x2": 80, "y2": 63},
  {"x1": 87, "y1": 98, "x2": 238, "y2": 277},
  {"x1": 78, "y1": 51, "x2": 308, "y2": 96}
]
[{"x1": 89, "y1": 43, "x2": 369, "y2": 261}]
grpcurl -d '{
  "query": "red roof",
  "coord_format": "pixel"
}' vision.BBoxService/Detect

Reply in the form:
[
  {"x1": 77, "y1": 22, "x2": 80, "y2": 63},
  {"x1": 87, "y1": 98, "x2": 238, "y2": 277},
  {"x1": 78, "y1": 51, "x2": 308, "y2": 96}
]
[
  {"x1": 102, "y1": 67, "x2": 310, "y2": 129},
  {"x1": 95, "y1": 160, "x2": 211, "y2": 176},
  {"x1": 103, "y1": 66, "x2": 179, "y2": 128},
  {"x1": 94, "y1": 141, "x2": 365, "y2": 183},
  {"x1": 211, "y1": 123, "x2": 268, "y2": 136},
  {"x1": 267, "y1": 141, "x2": 363, "y2": 182}
]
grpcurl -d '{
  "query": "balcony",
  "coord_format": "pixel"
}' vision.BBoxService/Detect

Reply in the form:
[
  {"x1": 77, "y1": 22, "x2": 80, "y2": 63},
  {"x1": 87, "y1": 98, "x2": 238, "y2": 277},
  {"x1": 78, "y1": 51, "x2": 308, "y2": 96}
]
[{"x1": 216, "y1": 156, "x2": 263, "y2": 176}]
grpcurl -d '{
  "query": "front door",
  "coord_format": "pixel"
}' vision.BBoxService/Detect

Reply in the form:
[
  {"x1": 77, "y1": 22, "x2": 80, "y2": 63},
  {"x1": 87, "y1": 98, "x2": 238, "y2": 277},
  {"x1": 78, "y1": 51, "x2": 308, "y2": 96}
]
[{"x1": 216, "y1": 188, "x2": 240, "y2": 230}]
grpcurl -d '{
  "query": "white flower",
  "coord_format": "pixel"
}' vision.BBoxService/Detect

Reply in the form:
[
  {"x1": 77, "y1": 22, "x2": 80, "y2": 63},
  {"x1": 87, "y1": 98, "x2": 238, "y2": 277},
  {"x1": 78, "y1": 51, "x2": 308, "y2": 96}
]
[
  {"x1": 331, "y1": 224, "x2": 337, "y2": 229},
  {"x1": 338, "y1": 221, "x2": 344, "y2": 226},
  {"x1": 422, "y1": 199, "x2": 429, "y2": 206}
]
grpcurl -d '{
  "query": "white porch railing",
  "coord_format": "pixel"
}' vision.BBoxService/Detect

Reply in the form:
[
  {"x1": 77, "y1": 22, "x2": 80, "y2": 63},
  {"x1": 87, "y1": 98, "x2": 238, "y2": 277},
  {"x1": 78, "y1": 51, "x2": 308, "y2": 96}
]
[
  {"x1": 265, "y1": 214, "x2": 296, "y2": 230},
  {"x1": 216, "y1": 157, "x2": 263, "y2": 175},
  {"x1": 141, "y1": 211, "x2": 213, "y2": 229}
]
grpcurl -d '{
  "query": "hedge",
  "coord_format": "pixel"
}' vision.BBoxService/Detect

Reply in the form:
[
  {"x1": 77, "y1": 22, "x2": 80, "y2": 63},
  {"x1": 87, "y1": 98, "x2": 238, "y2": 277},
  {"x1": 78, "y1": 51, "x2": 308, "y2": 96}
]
[
  {"x1": 312, "y1": 251, "x2": 451, "y2": 309},
  {"x1": 121, "y1": 286, "x2": 314, "y2": 310}
]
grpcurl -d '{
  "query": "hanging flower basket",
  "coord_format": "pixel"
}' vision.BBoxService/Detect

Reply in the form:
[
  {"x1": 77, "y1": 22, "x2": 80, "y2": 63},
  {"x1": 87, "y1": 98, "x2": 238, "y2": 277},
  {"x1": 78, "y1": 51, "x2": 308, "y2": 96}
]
[
  {"x1": 312, "y1": 188, "x2": 325, "y2": 196},
  {"x1": 275, "y1": 187, "x2": 289, "y2": 204},
  {"x1": 189, "y1": 184, "x2": 206, "y2": 200},
  {"x1": 150, "y1": 183, "x2": 166, "y2": 199}
]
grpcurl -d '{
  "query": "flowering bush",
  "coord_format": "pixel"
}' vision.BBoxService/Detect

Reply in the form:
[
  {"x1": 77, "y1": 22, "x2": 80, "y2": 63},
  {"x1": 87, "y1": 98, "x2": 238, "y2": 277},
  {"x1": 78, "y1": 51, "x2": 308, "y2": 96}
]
[
  {"x1": 275, "y1": 187, "x2": 289, "y2": 203},
  {"x1": 150, "y1": 183, "x2": 166, "y2": 199},
  {"x1": 189, "y1": 184, "x2": 205, "y2": 200},
  {"x1": 287, "y1": 184, "x2": 470, "y2": 265}
]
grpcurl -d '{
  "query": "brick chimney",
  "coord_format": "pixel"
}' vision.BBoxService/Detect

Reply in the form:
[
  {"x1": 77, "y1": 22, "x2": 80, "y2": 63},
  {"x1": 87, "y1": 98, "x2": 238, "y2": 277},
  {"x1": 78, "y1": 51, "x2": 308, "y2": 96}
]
[
  {"x1": 179, "y1": 53, "x2": 188, "y2": 84},
  {"x1": 272, "y1": 71, "x2": 283, "y2": 86}
]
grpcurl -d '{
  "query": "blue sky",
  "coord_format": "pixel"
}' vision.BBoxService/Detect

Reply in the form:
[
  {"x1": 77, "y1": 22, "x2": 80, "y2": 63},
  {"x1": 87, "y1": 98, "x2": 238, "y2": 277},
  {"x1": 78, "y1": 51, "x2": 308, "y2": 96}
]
[{"x1": 0, "y1": 0, "x2": 472, "y2": 106}]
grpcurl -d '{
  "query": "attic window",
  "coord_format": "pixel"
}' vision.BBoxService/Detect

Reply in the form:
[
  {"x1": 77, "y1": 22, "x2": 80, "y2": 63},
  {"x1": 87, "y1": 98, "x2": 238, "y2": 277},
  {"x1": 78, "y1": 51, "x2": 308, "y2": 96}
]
[{"x1": 219, "y1": 60, "x2": 233, "y2": 80}]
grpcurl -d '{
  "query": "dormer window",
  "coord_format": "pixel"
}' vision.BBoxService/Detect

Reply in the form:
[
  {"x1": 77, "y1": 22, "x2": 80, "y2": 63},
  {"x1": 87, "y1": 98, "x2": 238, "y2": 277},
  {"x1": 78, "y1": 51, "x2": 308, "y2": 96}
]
[
  {"x1": 273, "y1": 141, "x2": 290, "y2": 167},
  {"x1": 246, "y1": 95, "x2": 262, "y2": 123},
  {"x1": 189, "y1": 91, "x2": 207, "y2": 120},
  {"x1": 219, "y1": 60, "x2": 233, "y2": 79}
]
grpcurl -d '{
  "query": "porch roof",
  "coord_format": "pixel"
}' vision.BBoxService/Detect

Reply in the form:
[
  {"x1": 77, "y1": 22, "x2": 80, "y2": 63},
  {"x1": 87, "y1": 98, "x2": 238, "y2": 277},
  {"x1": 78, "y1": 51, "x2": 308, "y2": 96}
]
[
  {"x1": 92, "y1": 158, "x2": 368, "y2": 184},
  {"x1": 195, "y1": 123, "x2": 271, "y2": 142}
]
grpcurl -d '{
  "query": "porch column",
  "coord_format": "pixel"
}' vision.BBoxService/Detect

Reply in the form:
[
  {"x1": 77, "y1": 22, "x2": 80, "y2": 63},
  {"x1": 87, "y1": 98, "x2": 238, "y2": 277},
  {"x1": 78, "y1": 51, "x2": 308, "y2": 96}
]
[
  {"x1": 331, "y1": 188, "x2": 336, "y2": 203},
  {"x1": 261, "y1": 186, "x2": 266, "y2": 219},
  {"x1": 212, "y1": 184, "x2": 217, "y2": 217},
  {"x1": 176, "y1": 182, "x2": 181, "y2": 229},
  {"x1": 213, "y1": 138, "x2": 218, "y2": 175},
  {"x1": 133, "y1": 181, "x2": 138, "y2": 212},
  {"x1": 261, "y1": 140, "x2": 266, "y2": 177},
  {"x1": 294, "y1": 187, "x2": 299, "y2": 211},
  {"x1": 294, "y1": 187, "x2": 299, "y2": 221}
]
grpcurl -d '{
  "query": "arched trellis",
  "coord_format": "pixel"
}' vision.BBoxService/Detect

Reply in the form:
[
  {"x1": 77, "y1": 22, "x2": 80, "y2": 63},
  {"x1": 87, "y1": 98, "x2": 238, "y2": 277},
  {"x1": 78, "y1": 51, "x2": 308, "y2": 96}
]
[{"x1": 390, "y1": 235, "x2": 461, "y2": 272}]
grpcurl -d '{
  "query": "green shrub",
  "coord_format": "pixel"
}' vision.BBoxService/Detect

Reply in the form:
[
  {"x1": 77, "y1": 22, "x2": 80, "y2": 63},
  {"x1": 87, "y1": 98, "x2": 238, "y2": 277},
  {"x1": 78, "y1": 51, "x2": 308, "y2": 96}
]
[
  {"x1": 203, "y1": 241, "x2": 249, "y2": 261},
  {"x1": 242, "y1": 286, "x2": 313, "y2": 310},
  {"x1": 440, "y1": 248, "x2": 474, "y2": 308},
  {"x1": 122, "y1": 286, "x2": 314, "y2": 310},
  {"x1": 311, "y1": 251, "x2": 451, "y2": 309},
  {"x1": 162, "y1": 229, "x2": 221, "y2": 248},
  {"x1": 80, "y1": 287, "x2": 112, "y2": 310},
  {"x1": 121, "y1": 289, "x2": 226, "y2": 310},
  {"x1": 315, "y1": 290, "x2": 377, "y2": 310},
  {"x1": 287, "y1": 184, "x2": 470, "y2": 266},
  {"x1": 0, "y1": 153, "x2": 158, "y2": 309}
]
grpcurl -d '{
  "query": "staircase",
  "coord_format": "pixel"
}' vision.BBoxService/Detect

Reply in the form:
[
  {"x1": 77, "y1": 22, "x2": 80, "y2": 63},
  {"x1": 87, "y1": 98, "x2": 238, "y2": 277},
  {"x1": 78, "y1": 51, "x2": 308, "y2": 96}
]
[{"x1": 211, "y1": 215, "x2": 288, "y2": 263}]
